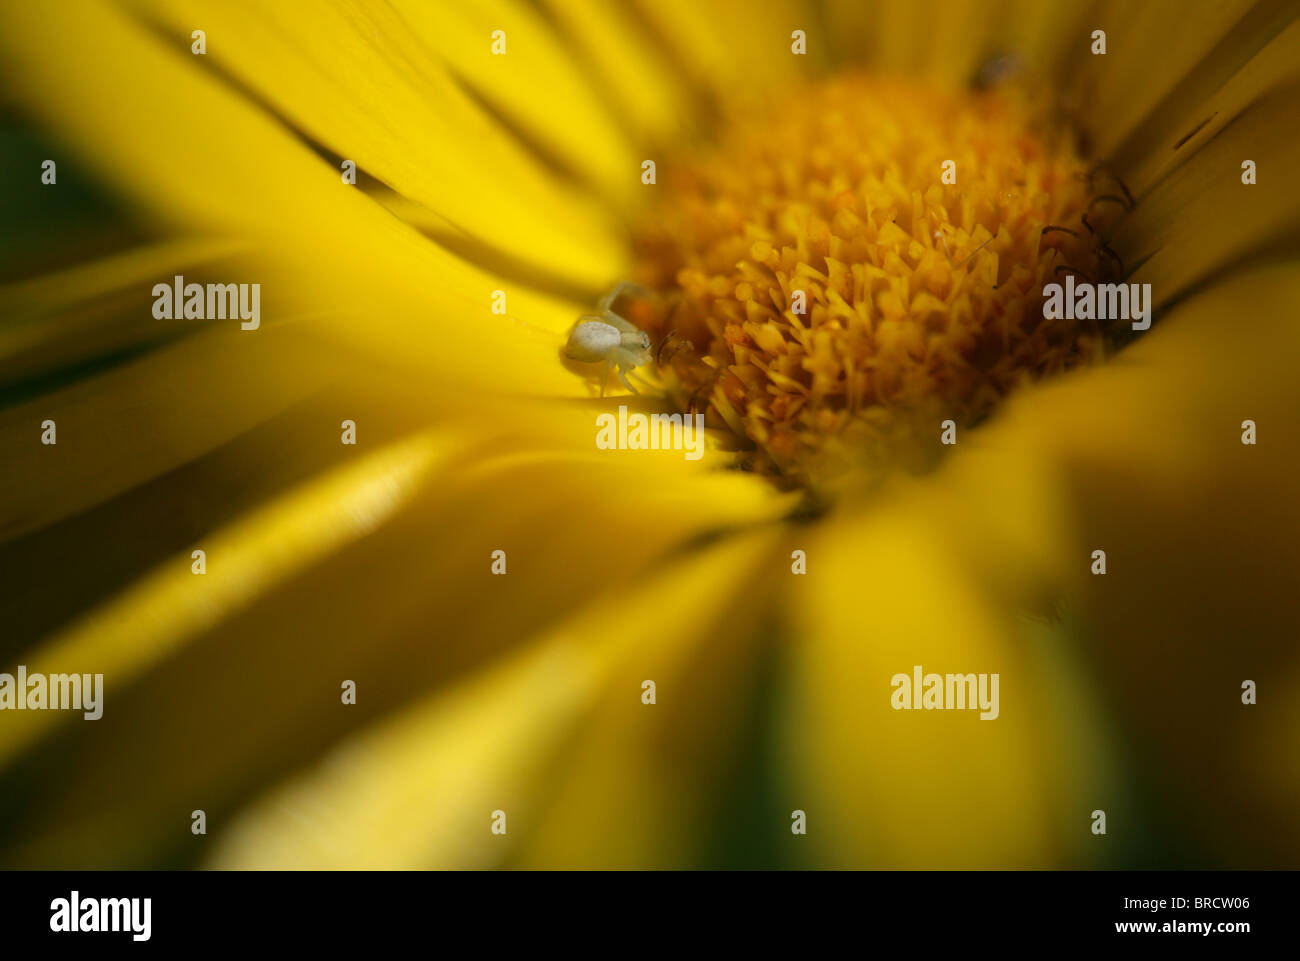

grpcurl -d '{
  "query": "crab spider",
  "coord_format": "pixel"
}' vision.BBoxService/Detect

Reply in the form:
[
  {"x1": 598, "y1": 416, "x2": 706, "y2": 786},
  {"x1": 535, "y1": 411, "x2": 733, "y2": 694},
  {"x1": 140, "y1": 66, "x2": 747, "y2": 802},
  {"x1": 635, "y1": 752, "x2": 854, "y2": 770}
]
[{"x1": 564, "y1": 285, "x2": 653, "y2": 396}]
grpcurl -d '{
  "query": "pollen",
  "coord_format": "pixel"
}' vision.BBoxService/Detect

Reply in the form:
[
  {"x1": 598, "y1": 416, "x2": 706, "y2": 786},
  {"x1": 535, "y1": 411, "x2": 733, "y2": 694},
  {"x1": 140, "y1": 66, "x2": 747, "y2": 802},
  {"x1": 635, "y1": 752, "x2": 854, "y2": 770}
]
[{"x1": 631, "y1": 74, "x2": 1120, "y2": 489}]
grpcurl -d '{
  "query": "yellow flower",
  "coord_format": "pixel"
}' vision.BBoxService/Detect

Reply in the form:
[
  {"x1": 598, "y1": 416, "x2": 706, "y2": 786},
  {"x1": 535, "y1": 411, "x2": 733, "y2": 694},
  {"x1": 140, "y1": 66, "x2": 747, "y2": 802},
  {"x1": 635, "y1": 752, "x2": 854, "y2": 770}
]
[{"x1": 0, "y1": 0, "x2": 1297, "y2": 869}]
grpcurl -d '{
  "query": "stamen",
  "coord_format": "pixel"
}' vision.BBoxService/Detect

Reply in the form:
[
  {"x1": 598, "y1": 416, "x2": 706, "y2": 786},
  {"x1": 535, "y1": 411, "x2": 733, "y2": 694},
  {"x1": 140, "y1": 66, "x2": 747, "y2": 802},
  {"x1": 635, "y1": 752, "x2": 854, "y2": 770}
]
[{"x1": 631, "y1": 75, "x2": 1118, "y2": 487}]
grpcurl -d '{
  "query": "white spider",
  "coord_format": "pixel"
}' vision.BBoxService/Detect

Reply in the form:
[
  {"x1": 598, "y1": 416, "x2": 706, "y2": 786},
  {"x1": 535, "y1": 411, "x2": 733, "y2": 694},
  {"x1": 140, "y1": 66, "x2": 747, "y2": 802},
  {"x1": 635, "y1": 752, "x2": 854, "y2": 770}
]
[{"x1": 563, "y1": 282, "x2": 653, "y2": 396}]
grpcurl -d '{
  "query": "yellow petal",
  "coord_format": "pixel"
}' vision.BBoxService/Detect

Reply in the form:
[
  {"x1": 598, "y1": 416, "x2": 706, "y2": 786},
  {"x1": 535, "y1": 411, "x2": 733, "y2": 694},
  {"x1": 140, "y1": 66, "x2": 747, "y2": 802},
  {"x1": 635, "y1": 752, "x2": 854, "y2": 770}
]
[
  {"x1": 391, "y1": 0, "x2": 637, "y2": 204},
  {"x1": 204, "y1": 531, "x2": 778, "y2": 869},
  {"x1": 1112, "y1": 79, "x2": 1300, "y2": 305},
  {"x1": 62, "y1": 0, "x2": 624, "y2": 286},
  {"x1": 0, "y1": 442, "x2": 784, "y2": 867},
  {"x1": 986, "y1": 261, "x2": 1300, "y2": 863},
  {"x1": 822, "y1": 0, "x2": 1088, "y2": 86},
  {"x1": 630, "y1": 0, "x2": 804, "y2": 112},
  {"x1": 0, "y1": 392, "x2": 416, "y2": 653},
  {"x1": 536, "y1": 0, "x2": 696, "y2": 148},
  {"x1": 1064, "y1": 0, "x2": 1260, "y2": 161},
  {"x1": 1107, "y1": 12, "x2": 1300, "y2": 193},
  {"x1": 0, "y1": 0, "x2": 627, "y2": 389},
  {"x1": 0, "y1": 322, "x2": 334, "y2": 542},
  {"x1": 0, "y1": 237, "x2": 250, "y2": 391},
  {"x1": 510, "y1": 530, "x2": 787, "y2": 868},
  {"x1": 784, "y1": 501, "x2": 1117, "y2": 868},
  {"x1": 0, "y1": 429, "x2": 453, "y2": 769},
  {"x1": 884, "y1": 261, "x2": 1300, "y2": 865},
  {"x1": 995, "y1": 0, "x2": 1091, "y2": 80}
]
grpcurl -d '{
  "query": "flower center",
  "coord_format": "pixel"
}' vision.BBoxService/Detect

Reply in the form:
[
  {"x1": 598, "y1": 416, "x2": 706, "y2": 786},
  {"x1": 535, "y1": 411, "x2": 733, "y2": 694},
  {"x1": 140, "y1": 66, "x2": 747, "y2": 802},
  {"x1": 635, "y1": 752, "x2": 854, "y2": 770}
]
[{"x1": 629, "y1": 74, "x2": 1121, "y2": 489}]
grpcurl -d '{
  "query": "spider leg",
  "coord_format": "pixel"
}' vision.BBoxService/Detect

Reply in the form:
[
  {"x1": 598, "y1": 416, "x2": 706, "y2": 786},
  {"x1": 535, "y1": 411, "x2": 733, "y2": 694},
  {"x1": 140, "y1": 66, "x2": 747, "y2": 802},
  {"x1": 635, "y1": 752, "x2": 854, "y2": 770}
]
[
  {"x1": 601, "y1": 308, "x2": 641, "y2": 334},
  {"x1": 1097, "y1": 242, "x2": 1124, "y2": 277},
  {"x1": 1080, "y1": 168, "x2": 1136, "y2": 208},
  {"x1": 656, "y1": 329, "x2": 679, "y2": 364},
  {"x1": 1087, "y1": 194, "x2": 1129, "y2": 217},
  {"x1": 687, "y1": 380, "x2": 714, "y2": 416},
  {"x1": 1054, "y1": 263, "x2": 1095, "y2": 283},
  {"x1": 1095, "y1": 171, "x2": 1136, "y2": 208},
  {"x1": 616, "y1": 364, "x2": 638, "y2": 394},
  {"x1": 598, "y1": 282, "x2": 649, "y2": 313}
]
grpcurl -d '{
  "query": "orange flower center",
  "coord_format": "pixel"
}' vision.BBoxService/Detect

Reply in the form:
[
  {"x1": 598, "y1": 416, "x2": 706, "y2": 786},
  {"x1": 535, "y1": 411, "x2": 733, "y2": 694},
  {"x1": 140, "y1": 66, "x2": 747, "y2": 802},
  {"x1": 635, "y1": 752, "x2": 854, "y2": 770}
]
[{"x1": 628, "y1": 74, "x2": 1122, "y2": 489}]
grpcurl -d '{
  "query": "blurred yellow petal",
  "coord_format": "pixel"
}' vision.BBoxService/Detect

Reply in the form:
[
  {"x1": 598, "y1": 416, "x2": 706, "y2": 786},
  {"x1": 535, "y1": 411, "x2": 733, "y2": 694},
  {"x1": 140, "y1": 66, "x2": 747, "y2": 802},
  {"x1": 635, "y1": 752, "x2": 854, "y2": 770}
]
[
  {"x1": 0, "y1": 392, "x2": 416, "y2": 654},
  {"x1": 512, "y1": 529, "x2": 787, "y2": 868},
  {"x1": 536, "y1": 0, "x2": 696, "y2": 148},
  {"x1": 984, "y1": 260, "x2": 1300, "y2": 863},
  {"x1": 878, "y1": 0, "x2": 1022, "y2": 87},
  {"x1": 822, "y1": 0, "x2": 1088, "y2": 87},
  {"x1": 922, "y1": 0, "x2": 1028, "y2": 88},
  {"x1": 0, "y1": 429, "x2": 453, "y2": 769},
  {"x1": 996, "y1": 0, "x2": 1091, "y2": 79},
  {"x1": 846, "y1": 260, "x2": 1300, "y2": 866},
  {"x1": 204, "y1": 523, "x2": 778, "y2": 869},
  {"x1": 0, "y1": 0, "x2": 622, "y2": 394},
  {"x1": 392, "y1": 0, "x2": 637, "y2": 205},
  {"x1": 1113, "y1": 79, "x2": 1300, "y2": 306},
  {"x1": 0, "y1": 323, "x2": 333, "y2": 542},
  {"x1": 784, "y1": 502, "x2": 1116, "y2": 868},
  {"x1": 104, "y1": 0, "x2": 625, "y2": 286},
  {"x1": 0, "y1": 237, "x2": 250, "y2": 390},
  {"x1": 1066, "y1": 0, "x2": 1259, "y2": 160},
  {"x1": 630, "y1": 0, "x2": 804, "y2": 113},
  {"x1": 0, "y1": 443, "x2": 785, "y2": 867},
  {"x1": 1108, "y1": 10, "x2": 1300, "y2": 193}
]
